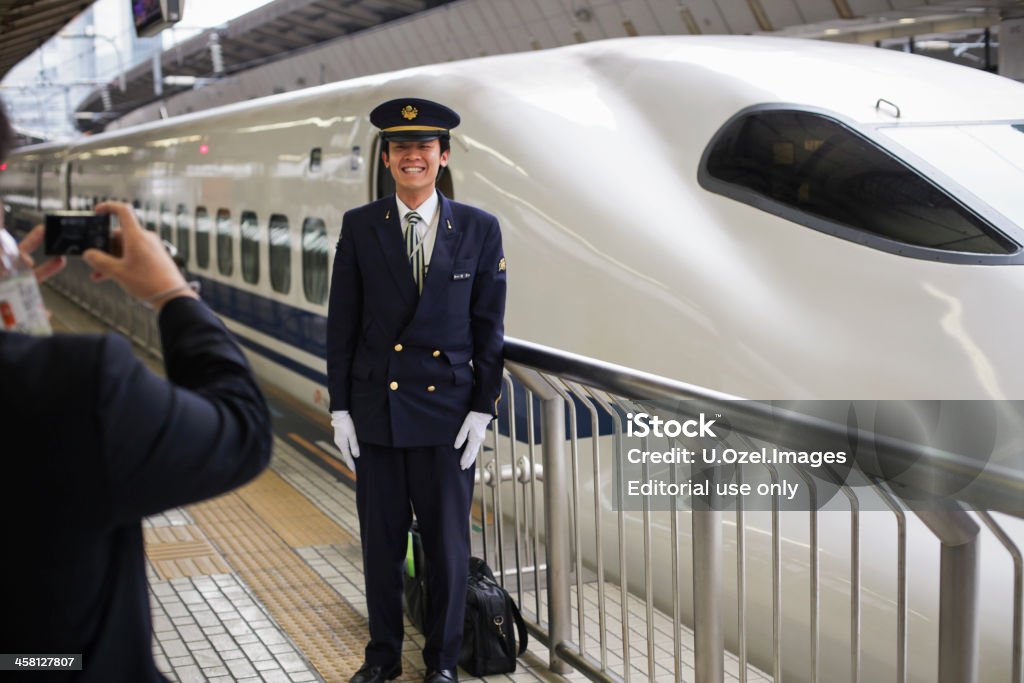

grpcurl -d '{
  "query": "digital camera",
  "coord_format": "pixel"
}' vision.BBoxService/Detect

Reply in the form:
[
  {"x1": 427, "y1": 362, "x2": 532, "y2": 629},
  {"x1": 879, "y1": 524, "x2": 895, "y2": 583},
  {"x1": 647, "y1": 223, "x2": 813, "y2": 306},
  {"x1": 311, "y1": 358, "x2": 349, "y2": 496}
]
[{"x1": 44, "y1": 212, "x2": 112, "y2": 256}]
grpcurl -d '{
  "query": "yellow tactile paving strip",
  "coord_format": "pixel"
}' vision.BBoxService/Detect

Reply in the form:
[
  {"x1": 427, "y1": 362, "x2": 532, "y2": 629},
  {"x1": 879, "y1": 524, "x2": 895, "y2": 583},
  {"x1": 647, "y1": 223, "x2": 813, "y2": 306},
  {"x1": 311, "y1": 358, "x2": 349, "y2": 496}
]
[
  {"x1": 144, "y1": 524, "x2": 232, "y2": 579},
  {"x1": 184, "y1": 469, "x2": 366, "y2": 683},
  {"x1": 234, "y1": 469, "x2": 355, "y2": 547}
]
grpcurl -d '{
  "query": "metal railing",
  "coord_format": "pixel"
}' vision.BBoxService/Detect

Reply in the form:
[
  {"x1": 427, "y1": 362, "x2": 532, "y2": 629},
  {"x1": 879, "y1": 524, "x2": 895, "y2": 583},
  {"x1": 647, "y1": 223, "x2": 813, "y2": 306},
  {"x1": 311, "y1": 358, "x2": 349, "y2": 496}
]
[
  {"x1": 470, "y1": 339, "x2": 1024, "y2": 683},
  {"x1": 42, "y1": 268, "x2": 1024, "y2": 683}
]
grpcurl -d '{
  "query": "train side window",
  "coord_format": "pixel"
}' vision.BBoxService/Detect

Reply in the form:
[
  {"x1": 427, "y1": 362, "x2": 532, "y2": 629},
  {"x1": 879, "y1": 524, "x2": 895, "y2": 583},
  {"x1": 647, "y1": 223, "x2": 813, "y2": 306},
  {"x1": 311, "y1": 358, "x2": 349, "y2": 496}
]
[
  {"x1": 700, "y1": 108, "x2": 1017, "y2": 258},
  {"x1": 143, "y1": 201, "x2": 156, "y2": 232},
  {"x1": 301, "y1": 217, "x2": 328, "y2": 304},
  {"x1": 175, "y1": 204, "x2": 191, "y2": 266},
  {"x1": 159, "y1": 202, "x2": 173, "y2": 244},
  {"x1": 240, "y1": 210, "x2": 260, "y2": 285},
  {"x1": 216, "y1": 209, "x2": 234, "y2": 276},
  {"x1": 195, "y1": 207, "x2": 211, "y2": 269},
  {"x1": 309, "y1": 148, "x2": 322, "y2": 172},
  {"x1": 268, "y1": 214, "x2": 291, "y2": 294}
]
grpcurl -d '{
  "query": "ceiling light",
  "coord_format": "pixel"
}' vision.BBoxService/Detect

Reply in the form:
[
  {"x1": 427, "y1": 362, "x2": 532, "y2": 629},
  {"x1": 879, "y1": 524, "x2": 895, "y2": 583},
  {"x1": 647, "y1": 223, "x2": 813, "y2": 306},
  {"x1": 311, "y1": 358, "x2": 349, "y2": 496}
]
[
  {"x1": 898, "y1": 17, "x2": 915, "y2": 24},
  {"x1": 824, "y1": 28, "x2": 841, "y2": 35}
]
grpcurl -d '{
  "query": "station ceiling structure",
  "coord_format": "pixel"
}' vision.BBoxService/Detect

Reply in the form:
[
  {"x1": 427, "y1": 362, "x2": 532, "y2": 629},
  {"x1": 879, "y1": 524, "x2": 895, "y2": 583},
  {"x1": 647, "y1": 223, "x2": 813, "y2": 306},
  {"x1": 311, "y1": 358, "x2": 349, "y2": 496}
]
[
  {"x1": 73, "y1": 0, "x2": 454, "y2": 133},
  {"x1": 0, "y1": 0, "x2": 94, "y2": 80},
  {"x1": 40, "y1": 0, "x2": 1024, "y2": 135}
]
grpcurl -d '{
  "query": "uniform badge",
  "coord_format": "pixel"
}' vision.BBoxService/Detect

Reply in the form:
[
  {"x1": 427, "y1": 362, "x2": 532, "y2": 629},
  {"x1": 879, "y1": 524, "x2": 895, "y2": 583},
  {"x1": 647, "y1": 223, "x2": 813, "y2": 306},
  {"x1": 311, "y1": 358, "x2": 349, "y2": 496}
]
[
  {"x1": 401, "y1": 105, "x2": 418, "y2": 120},
  {"x1": 498, "y1": 257, "x2": 506, "y2": 272}
]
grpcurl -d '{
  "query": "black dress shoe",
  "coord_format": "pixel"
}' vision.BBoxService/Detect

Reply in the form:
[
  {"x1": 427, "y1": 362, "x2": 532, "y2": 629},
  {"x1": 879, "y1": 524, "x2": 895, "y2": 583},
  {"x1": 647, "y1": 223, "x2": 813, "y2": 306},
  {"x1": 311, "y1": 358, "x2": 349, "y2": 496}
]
[
  {"x1": 349, "y1": 661, "x2": 402, "y2": 683},
  {"x1": 424, "y1": 669, "x2": 458, "y2": 683}
]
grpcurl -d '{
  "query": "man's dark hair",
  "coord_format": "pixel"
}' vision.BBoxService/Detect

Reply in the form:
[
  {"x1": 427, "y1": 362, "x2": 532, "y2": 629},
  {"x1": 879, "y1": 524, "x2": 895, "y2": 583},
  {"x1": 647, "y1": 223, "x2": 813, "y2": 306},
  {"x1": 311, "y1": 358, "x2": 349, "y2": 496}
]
[{"x1": 0, "y1": 99, "x2": 13, "y2": 162}]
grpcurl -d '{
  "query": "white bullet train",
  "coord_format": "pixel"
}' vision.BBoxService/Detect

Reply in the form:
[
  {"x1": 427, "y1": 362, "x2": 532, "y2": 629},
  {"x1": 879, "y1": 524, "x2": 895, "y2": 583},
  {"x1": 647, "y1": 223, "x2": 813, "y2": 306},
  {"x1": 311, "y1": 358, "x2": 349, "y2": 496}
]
[{"x1": 4, "y1": 37, "x2": 1023, "y2": 682}]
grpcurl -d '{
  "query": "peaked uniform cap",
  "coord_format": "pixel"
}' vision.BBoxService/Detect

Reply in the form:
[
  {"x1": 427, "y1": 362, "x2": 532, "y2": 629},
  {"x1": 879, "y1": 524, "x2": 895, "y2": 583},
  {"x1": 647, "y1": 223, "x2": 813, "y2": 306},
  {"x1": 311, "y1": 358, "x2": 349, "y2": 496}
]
[{"x1": 370, "y1": 98, "x2": 460, "y2": 141}]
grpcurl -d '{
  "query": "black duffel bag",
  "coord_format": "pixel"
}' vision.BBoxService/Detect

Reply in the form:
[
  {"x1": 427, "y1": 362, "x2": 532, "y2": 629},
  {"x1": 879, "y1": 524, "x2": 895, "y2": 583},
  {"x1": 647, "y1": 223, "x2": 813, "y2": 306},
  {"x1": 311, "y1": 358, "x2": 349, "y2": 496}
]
[
  {"x1": 458, "y1": 557, "x2": 528, "y2": 676},
  {"x1": 403, "y1": 529, "x2": 528, "y2": 676}
]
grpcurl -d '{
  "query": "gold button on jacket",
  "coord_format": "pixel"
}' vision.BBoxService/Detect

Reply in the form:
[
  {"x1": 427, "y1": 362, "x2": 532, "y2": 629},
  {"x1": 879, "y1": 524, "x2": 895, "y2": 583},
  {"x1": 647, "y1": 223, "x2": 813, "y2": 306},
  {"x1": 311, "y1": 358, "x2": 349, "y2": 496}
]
[
  {"x1": 394, "y1": 344, "x2": 403, "y2": 352},
  {"x1": 426, "y1": 385, "x2": 436, "y2": 392},
  {"x1": 389, "y1": 381, "x2": 399, "y2": 390}
]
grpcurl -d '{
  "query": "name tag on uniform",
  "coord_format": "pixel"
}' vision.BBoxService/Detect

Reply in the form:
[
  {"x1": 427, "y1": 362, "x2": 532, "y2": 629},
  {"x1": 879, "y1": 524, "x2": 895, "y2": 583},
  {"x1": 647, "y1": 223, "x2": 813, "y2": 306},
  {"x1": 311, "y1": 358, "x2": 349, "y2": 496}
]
[{"x1": 452, "y1": 271, "x2": 471, "y2": 281}]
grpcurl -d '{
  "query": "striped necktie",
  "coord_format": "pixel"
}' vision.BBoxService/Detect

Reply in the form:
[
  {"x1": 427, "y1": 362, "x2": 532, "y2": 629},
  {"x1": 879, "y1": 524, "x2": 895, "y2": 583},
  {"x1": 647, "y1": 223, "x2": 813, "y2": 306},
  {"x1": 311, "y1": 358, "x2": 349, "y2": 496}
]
[{"x1": 404, "y1": 211, "x2": 424, "y2": 294}]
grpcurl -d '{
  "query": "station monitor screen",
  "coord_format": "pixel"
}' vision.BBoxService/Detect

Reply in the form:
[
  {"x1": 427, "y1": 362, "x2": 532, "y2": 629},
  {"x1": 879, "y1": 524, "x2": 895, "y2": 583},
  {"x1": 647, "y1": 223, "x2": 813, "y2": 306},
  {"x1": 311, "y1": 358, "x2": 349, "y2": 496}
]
[{"x1": 132, "y1": 0, "x2": 184, "y2": 38}]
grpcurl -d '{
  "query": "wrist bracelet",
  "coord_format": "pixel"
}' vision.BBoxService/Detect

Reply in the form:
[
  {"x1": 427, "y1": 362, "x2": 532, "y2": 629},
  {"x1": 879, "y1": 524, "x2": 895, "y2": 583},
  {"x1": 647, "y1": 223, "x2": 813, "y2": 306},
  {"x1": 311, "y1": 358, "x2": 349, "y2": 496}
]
[{"x1": 142, "y1": 281, "x2": 200, "y2": 310}]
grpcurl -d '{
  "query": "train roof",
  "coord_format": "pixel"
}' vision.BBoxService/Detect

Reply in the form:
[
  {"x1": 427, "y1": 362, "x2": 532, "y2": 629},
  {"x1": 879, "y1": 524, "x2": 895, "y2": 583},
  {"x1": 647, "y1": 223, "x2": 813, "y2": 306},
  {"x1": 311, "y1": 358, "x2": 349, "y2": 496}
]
[
  {"x1": 16, "y1": 36, "x2": 1024, "y2": 156},
  {"x1": 597, "y1": 36, "x2": 1024, "y2": 125}
]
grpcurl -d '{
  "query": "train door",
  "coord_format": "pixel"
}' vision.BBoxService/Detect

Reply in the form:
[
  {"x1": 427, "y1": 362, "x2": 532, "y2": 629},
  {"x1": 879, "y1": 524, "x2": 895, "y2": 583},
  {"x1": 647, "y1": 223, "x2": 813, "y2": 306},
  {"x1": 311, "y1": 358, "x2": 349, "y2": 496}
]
[
  {"x1": 34, "y1": 162, "x2": 41, "y2": 212},
  {"x1": 64, "y1": 162, "x2": 72, "y2": 209},
  {"x1": 372, "y1": 136, "x2": 454, "y2": 201}
]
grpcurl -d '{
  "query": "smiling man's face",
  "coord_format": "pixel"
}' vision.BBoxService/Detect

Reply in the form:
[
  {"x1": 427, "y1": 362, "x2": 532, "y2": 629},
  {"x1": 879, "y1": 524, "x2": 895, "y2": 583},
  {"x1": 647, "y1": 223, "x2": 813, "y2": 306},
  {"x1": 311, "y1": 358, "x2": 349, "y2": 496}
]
[{"x1": 383, "y1": 138, "x2": 449, "y2": 206}]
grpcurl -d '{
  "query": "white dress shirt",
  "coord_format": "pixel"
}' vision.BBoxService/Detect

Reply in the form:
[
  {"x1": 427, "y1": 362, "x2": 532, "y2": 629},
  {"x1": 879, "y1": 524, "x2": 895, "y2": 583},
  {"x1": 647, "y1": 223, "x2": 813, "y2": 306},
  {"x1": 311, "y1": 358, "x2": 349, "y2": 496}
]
[{"x1": 395, "y1": 191, "x2": 439, "y2": 271}]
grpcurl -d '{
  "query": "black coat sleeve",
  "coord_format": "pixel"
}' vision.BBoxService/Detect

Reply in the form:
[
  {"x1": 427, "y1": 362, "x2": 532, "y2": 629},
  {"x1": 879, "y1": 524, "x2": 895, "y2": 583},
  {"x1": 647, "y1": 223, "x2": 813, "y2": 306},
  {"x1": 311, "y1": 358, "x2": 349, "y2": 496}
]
[
  {"x1": 97, "y1": 297, "x2": 272, "y2": 523},
  {"x1": 326, "y1": 211, "x2": 362, "y2": 412},
  {"x1": 469, "y1": 217, "x2": 507, "y2": 415}
]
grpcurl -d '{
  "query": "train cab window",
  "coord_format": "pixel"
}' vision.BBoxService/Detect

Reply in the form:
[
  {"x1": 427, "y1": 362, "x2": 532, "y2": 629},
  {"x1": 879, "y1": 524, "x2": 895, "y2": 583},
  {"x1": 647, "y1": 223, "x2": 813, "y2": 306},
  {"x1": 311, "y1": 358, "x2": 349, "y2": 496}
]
[
  {"x1": 175, "y1": 204, "x2": 191, "y2": 266},
  {"x1": 240, "y1": 211, "x2": 260, "y2": 285},
  {"x1": 701, "y1": 108, "x2": 1017, "y2": 259},
  {"x1": 301, "y1": 217, "x2": 328, "y2": 304},
  {"x1": 309, "y1": 148, "x2": 322, "y2": 172},
  {"x1": 159, "y1": 203, "x2": 173, "y2": 244},
  {"x1": 143, "y1": 201, "x2": 156, "y2": 232},
  {"x1": 216, "y1": 209, "x2": 234, "y2": 276},
  {"x1": 268, "y1": 214, "x2": 291, "y2": 294},
  {"x1": 195, "y1": 207, "x2": 211, "y2": 270}
]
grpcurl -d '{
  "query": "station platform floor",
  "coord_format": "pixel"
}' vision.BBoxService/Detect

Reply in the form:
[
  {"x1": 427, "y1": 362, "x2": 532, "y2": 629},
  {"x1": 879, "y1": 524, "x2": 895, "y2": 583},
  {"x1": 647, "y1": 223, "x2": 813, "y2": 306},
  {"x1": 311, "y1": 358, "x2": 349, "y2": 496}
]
[{"x1": 45, "y1": 289, "x2": 572, "y2": 683}]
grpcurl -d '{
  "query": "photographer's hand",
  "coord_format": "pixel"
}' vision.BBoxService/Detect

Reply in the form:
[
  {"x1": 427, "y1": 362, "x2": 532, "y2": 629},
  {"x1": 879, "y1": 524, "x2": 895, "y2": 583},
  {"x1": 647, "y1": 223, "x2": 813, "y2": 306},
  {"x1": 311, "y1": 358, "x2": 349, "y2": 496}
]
[{"x1": 83, "y1": 202, "x2": 198, "y2": 312}]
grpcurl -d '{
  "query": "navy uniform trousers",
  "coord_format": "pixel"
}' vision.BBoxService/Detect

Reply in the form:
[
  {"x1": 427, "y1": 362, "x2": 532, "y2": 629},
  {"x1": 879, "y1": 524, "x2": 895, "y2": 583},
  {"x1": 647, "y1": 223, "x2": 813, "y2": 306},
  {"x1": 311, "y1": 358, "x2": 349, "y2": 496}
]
[
  {"x1": 327, "y1": 190, "x2": 507, "y2": 671},
  {"x1": 355, "y1": 444, "x2": 475, "y2": 670}
]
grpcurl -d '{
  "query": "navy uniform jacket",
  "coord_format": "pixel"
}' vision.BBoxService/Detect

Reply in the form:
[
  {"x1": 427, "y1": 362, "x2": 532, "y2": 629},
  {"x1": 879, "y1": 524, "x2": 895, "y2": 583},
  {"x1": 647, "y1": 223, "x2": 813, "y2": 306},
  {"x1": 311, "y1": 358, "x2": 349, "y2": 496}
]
[
  {"x1": 327, "y1": 192, "x2": 506, "y2": 448},
  {"x1": 0, "y1": 298, "x2": 272, "y2": 682}
]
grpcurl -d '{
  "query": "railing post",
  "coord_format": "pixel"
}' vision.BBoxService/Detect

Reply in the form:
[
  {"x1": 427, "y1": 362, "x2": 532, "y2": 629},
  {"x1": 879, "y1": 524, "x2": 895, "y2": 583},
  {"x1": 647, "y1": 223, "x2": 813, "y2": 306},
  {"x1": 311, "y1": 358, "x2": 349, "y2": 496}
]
[
  {"x1": 506, "y1": 363, "x2": 571, "y2": 674},
  {"x1": 540, "y1": 391, "x2": 572, "y2": 674},
  {"x1": 914, "y1": 506, "x2": 980, "y2": 683},
  {"x1": 692, "y1": 465, "x2": 725, "y2": 682}
]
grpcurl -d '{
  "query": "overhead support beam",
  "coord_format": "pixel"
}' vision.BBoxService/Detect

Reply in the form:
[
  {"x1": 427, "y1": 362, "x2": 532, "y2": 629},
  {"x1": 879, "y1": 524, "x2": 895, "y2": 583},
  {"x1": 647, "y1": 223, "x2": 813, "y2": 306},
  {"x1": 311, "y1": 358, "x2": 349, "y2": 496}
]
[
  {"x1": 0, "y1": 0, "x2": 93, "y2": 77},
  {"x1": 331, "y1": 5, "x2": 385, "y2": 25},
  {"x1": 283, "y1": 12, "x2": 360, "y2": 34},
  {"x1": 832, "y1": 0, "x2": 855, "y2": 21},
  {"x1": 370, "y1": 0, "x2": 427, "y2": 15}
]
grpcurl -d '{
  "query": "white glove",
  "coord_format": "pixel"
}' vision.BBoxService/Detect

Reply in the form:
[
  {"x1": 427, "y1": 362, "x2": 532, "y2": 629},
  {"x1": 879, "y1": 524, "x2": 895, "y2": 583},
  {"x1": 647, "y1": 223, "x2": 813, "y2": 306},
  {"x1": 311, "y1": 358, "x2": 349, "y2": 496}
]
[
  {"x1": 454, "y1": 411, "x2": 492, "y2": 470},
  {"x1": 331, "y1": 410, "x2": 360, "y2": 472}
]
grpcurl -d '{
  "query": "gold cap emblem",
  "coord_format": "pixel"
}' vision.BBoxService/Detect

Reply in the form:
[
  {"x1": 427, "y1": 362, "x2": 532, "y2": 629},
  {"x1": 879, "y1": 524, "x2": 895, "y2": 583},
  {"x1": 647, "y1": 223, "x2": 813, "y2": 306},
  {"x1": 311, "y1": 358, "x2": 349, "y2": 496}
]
[
  {"x1": 401, "y1": 105, "x2": 418, "y2": 120},
  {"x1": 498, "y1": 257, "x2": 506, "y2": 272}
]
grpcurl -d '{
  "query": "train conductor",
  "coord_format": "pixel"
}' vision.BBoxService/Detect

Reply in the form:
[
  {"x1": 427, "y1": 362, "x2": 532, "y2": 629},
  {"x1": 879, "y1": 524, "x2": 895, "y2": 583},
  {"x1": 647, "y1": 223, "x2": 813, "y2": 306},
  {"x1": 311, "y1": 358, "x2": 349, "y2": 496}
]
[{"x1": 327, "y1": 98, "x2": 507, "y2": 683}]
